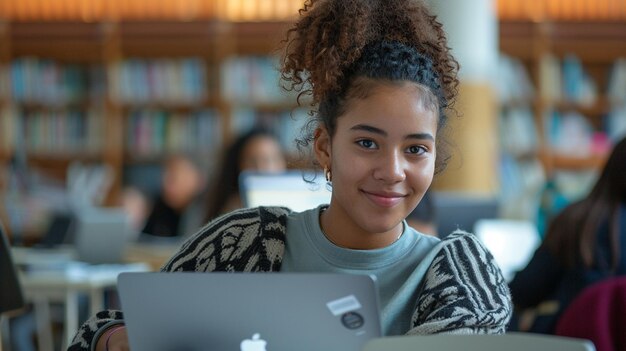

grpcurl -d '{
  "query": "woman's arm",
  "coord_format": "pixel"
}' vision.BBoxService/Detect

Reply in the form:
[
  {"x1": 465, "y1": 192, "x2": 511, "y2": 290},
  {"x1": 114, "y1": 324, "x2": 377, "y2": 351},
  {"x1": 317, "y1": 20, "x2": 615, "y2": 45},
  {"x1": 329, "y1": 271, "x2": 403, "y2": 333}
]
[
  {"x1": 508, "y1": 246, "x2": 563, "y2": 308},
  {"x1": 67, "y1": 207, "x2": 288, "y2": 351},
  {"x1": 408, "y1": 231, "x2": 512, "y2": 334}
]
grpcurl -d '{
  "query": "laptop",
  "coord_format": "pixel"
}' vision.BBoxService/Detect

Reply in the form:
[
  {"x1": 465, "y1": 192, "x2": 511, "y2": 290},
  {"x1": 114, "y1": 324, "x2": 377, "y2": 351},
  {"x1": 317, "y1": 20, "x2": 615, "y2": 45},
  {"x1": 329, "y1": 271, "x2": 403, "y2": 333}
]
[
  {"x1": 362, "y1": 332, "x2": 596, "y2": 351},
  {"x1": 117, "y1": 272, "x2": 381, "y2": 351},
  {"x1": 0, "y1": 221, "x2": 25, "y2": 314},
  {"x1": 239, "y1": 170, "x2": 331, "y2": 212},
  {"x1": 432, "y1": 192, "x2": 499, "y2": 237},
  {"x1": 74, "y1": 207, "x2": 133, "y2": 264}
]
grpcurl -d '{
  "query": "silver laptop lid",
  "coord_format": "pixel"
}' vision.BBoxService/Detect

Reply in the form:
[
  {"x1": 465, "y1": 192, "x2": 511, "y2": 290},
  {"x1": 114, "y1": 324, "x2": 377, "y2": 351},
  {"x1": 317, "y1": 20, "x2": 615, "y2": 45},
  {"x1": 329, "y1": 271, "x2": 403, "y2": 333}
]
[
  {"x1": 118, "y1": 272, "x2": 381, "y2": 351},
  {"x1": 74, "y1": 208, "x2": 132, "y2": 264},
  {"x1": 239, "y1": 171, "x2": 331, "y2": 212}
]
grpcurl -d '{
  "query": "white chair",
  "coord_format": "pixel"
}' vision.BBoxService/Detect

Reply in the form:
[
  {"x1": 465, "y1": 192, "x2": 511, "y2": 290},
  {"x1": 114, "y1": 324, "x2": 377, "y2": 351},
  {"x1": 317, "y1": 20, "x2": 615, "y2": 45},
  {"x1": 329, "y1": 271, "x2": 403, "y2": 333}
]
[{"x1": 362, "y1": 332, "x2": 596, "y2": 351}]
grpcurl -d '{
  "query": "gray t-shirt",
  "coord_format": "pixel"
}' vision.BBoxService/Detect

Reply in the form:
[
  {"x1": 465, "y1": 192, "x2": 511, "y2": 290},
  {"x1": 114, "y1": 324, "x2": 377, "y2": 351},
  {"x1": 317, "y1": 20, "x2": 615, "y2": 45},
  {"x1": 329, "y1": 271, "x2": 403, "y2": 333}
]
[{"x1": 281, "y1": 205, "x2": 442, "y2": 335}]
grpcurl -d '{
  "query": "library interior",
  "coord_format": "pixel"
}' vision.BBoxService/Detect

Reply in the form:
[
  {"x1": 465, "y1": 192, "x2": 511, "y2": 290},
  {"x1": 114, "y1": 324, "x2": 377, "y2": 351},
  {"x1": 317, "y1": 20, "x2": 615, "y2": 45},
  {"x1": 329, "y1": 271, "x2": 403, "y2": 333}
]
[{"x1": 1, "y1": 0, "x2": 625, "y2": 350}]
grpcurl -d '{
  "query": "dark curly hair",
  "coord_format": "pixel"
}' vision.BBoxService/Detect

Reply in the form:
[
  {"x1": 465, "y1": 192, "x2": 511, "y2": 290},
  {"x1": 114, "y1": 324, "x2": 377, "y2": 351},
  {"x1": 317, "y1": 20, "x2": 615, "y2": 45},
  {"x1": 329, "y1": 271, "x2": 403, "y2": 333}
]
[{"x1": 281, "y1": 0, "x2": 460, "y2": 174}]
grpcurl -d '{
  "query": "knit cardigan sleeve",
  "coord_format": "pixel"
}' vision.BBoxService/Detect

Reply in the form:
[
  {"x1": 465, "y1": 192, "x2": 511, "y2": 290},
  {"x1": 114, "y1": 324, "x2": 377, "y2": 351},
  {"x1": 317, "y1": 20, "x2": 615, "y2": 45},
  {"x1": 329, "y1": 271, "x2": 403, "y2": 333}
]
[
  {"x1": 408, "y1": 231, "x2": 512, "y2": 334},
  {"x1": 66, "y1": 207, "x2": 290, "y2": 351}
]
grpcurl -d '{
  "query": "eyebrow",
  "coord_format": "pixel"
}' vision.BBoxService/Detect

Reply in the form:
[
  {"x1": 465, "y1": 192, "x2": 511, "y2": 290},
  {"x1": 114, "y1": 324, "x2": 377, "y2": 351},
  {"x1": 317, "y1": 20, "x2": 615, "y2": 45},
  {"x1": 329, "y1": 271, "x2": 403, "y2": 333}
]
[{"x1": 350, "y1": 124, "x2": 435, "y2": 141}]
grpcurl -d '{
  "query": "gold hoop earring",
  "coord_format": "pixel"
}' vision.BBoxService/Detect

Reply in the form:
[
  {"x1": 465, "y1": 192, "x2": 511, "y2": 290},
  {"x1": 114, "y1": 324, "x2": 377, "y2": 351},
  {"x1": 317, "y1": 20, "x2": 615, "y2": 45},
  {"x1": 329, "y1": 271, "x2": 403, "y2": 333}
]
[{"x1": 324, "y1": 166, "x2": 332, "y2": 183}]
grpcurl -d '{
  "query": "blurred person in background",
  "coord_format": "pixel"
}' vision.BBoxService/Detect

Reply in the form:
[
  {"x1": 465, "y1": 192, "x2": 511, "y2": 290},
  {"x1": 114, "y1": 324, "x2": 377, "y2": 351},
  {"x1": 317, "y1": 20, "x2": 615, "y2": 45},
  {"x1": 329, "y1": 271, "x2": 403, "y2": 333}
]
[
  {"x1": 204, "y1": 127, "x2": 287, "y2": 221},
  {"x1": 141, "y1": 154, "x2": 206, "y2": 238},
  {"x1": 509, "y1": 136, "x2": 626, "y2": 333}
]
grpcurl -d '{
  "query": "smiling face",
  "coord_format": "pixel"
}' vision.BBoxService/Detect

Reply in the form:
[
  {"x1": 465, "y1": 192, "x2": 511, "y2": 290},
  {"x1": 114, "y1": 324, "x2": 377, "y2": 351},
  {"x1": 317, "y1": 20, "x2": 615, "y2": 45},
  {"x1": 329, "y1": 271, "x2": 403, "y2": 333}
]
[{"x1": 315, "y1": 81, "x2": 438, "y2": 249}]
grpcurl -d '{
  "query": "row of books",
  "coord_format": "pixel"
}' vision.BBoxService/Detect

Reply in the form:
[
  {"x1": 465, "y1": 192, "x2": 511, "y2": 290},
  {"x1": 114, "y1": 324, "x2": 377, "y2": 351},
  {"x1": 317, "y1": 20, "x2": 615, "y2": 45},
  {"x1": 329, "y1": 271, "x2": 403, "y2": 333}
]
[
  {"x1": 110, "y1": 58, "x2": 207, "y2": 104},
  {"x1": 125, "y1": 109, "x2": 221, "y2": 156},
  {"x1": 10, "y1": 58, "x2": 106, "y2": 104},
  {"x1": 497, "y1": 54, "x2": 626, "y2": 107},
  {"x1": 499, "y1": 106, "x2": 539, "y2": 157},
  {"x1": 608, "y1": 102, "x2": 626, "y2": 141},
  {"x1": 539, "y1": 54, "x2": 598, "y2": 105},
  {"x1": 221, "y1": 56, "x2": 298, "y2": 105},
  {"x1": 608, "y1": 58, "x2": 626, "y2": 104},
  {"x1": 13, "y1": 109, "x2": 104, "y2": 154},
  {"x1": 1, "y1": 109, "x2": 13, "y2": 151},
  {"x1": 7, "y1": 56, "x2": 305, "y2": 105},
  {"x1": 499, "y1": 54, "x2": 626, "y2": 107},
  {"x1": 497, "y1": 55, "x2": 535, "y2": 104},
  {"x1": 543, "y1": 110, "x2": 612, "y2": 157}
]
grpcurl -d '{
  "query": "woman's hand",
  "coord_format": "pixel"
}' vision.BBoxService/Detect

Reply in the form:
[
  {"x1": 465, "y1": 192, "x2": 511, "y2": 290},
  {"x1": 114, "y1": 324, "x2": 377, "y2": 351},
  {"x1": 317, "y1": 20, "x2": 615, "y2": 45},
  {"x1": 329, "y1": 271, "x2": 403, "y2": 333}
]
[{"x1": 95, "y1": 326, "x2": 130, "y2": 351}]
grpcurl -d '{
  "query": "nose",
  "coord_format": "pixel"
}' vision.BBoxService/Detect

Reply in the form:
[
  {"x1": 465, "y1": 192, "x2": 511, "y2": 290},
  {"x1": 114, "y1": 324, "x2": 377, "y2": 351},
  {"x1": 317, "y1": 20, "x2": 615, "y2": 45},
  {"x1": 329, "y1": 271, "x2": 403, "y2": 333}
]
[{"x1": 373, "y1": 150, "x2": 407, "y2": 183}]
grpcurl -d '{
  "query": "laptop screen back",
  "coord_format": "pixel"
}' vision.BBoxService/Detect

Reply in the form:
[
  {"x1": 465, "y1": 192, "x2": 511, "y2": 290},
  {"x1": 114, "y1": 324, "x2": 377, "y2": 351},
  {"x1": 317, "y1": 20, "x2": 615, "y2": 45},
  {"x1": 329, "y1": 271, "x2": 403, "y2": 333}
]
[
  {"x1": 433, "y1": 192, "x2": 499, "y2": 237},
  {"x1": 118, "y1": 272, "x2": 381, "y2": 351},
  {"x1": 74, "y1": 208, "x2": 132, "y2": 264},
  {"x1": 240, "y1": 171, "x2": 331, "y2": 212}
]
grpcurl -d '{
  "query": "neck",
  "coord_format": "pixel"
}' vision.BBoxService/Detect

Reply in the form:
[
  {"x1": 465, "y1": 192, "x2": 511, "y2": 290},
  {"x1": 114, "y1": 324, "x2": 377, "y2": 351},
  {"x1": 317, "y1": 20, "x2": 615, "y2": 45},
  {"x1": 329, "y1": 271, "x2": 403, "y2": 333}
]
[{"x1": 319, "y1": 206, "x2": 404, "y2": 250}]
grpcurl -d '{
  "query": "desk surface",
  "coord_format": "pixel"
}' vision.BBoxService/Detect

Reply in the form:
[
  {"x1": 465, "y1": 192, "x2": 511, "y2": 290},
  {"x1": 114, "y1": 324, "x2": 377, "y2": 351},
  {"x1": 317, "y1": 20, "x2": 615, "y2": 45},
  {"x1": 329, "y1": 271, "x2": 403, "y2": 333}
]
[
  {"x1": 10, "y1": 246, "x2": 153, "y2": 351},
  {"x1": 11, "y1": 241, "x2": 180, "y2": 274}
]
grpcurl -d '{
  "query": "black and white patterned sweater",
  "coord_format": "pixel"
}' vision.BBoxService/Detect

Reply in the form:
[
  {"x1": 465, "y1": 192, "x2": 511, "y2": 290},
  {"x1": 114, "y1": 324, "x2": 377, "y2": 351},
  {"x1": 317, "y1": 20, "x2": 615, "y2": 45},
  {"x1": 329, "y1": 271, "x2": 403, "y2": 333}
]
[{"x1": 68, "y1": 206, "x2": 512, "y2": 351}]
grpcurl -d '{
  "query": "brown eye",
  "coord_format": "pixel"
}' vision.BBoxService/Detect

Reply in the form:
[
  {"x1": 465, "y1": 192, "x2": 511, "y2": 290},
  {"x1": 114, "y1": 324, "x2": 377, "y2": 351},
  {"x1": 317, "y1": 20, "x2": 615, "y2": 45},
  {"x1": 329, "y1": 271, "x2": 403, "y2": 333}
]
[
  {"x1": 407, "y1": 145, "x2": 426, "y2": 155},
  {"x1": 357, "y1": 139, "x2": 377, "y2": 149}
]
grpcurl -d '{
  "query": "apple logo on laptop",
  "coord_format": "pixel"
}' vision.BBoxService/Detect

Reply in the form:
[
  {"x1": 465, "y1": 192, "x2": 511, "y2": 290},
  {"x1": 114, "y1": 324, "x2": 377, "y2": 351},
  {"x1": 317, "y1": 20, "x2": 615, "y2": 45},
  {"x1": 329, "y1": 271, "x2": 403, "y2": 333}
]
[{"x1": 240, "y1": 333, "x2": 267, "y2": 351}]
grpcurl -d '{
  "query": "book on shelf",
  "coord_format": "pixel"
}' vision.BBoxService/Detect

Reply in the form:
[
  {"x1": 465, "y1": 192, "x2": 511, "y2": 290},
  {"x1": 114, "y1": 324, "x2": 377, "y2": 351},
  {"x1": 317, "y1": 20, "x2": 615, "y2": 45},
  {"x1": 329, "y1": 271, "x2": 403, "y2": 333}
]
[
  {"x1": 18, "y1": 108, "x2": 104, "y2": 155},
  {"x1": 221, "y1": 56, "x2": 297, "y2": 105},
  {"x1": 498, "y1": 154, "x2": 545, "y2": 221},
  {"x1": 545, "y1": 109, "x2": 595, "y2": 157},
  {"x1": 125, "y1": 109, "x2": 221, "y2": 157},
  {"x1": 0, "y1": 64, "x2": 9, "y2": 101},
  {"x1": 608, "y1": 103, "x2": 626, "y2": 142},
  {"x1": 496, "y1": 55, "x2": 535, "y2": 104},
  {"x1": 608, "y1": 58, "x2": 626, "y2": 105},
  {"x1": 562, "y1": 54, "x2": 597, "y2": 106},
  {"x1": 499, "y1": 106, "x2": 538, "y2": 157},
  {"x1": 539, "y1": 54, "x2": 562, "y2": 103},
  {"x1": 11, "y1": 58, "x2": 105, "y2": 105},
  {"x1": 1, "y1": 107, "x2": 14, "y2": 152},
  {"x1": 110, "y1": 58, "x2": 207, "y2": 105}
]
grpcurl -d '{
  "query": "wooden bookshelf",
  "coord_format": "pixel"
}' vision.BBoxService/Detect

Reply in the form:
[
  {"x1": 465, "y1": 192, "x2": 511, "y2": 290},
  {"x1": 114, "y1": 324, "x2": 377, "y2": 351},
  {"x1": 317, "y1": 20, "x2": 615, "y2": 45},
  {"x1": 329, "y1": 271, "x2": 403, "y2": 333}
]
[
  {"x1": 0, "y1": 19, "x2": 300, "y2": 206},
  {"x1": 500, "y1": 19, "x2": 626, "y2": 173}
]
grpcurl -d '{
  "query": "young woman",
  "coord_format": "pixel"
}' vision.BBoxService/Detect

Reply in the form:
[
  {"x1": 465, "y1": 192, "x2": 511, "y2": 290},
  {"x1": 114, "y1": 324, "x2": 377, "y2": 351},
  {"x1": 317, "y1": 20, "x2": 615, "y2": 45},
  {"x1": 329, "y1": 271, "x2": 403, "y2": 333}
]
[
  {"x1": 509, "y1": 136, "x2": 626, "y2": 333},
  {"x1": 204, "y1": 127, "x2": 287, "y2": 221},
  {"x1": 69, "y1": 1, "x2": 511, "y2": 350}
]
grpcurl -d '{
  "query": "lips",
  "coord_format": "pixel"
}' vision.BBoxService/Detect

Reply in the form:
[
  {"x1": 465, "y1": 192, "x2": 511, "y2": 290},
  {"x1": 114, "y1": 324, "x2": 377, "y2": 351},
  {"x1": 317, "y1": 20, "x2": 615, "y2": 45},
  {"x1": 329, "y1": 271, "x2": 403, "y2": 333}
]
[{"x1": 362, "y1": 190, "x2": 406, "y2": 208}]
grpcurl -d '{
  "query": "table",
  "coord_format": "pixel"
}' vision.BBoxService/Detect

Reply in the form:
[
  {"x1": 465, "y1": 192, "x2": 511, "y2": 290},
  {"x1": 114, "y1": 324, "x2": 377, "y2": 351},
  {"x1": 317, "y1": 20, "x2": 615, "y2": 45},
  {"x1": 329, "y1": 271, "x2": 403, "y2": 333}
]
[{"x1": 11, "y1": 247, "x2": 149, "y2": 351}]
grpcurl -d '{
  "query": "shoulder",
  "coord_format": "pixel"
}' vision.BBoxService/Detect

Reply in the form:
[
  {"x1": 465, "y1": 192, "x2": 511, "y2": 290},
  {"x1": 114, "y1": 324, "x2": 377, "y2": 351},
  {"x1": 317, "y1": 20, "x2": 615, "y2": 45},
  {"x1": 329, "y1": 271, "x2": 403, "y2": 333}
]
[
  {"x1": 161, "y1": 206, "x2": 292, "y2": 272},
  {"x1": 426, "y1": 230, "x2": 507, "y2": 292},
  {"x1": 410, "y1": 230, "x2": 512, "y2": 334},
  {"x1": 199, "y1": 206, "x2": 291, "y2": 237}
]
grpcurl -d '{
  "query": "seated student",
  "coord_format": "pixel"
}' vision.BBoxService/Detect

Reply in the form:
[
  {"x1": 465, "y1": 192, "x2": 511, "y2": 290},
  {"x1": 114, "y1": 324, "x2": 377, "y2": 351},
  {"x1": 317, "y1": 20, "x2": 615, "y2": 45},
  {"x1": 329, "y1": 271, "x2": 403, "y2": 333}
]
[
  {"x1": 141, "y1": 154, "x2": 206, "y2": 238},
  {"x1": 509, "y1": 136, "x2": 626, "y2": 333},
  {"x1": 68, "y1": 1, "x2": 511, "y2": 350},
  {"x1": 204, "y1": 127, "x2": 287, "y2": 221}
]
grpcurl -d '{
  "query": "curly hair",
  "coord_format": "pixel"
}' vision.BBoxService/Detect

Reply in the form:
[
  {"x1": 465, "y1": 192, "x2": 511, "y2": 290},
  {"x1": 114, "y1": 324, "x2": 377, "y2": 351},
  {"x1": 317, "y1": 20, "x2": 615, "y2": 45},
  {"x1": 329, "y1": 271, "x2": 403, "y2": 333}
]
[{"x1": 281, "y1": 0, "x2": 460, "y2": 174}]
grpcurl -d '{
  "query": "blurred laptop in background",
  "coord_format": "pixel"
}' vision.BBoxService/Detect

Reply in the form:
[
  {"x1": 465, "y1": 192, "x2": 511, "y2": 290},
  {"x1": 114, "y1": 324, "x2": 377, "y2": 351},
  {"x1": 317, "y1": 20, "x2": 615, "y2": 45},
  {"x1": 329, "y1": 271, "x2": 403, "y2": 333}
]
[
  {"x1": 239, "y1": 170, "x2": 331, "y2": 212},
  {"x1": 432, "y1": 191, "x2": 499, "y2": 237},
  {"x1": 73, "y1": 207, "x2": 136, "y2": 265}
]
